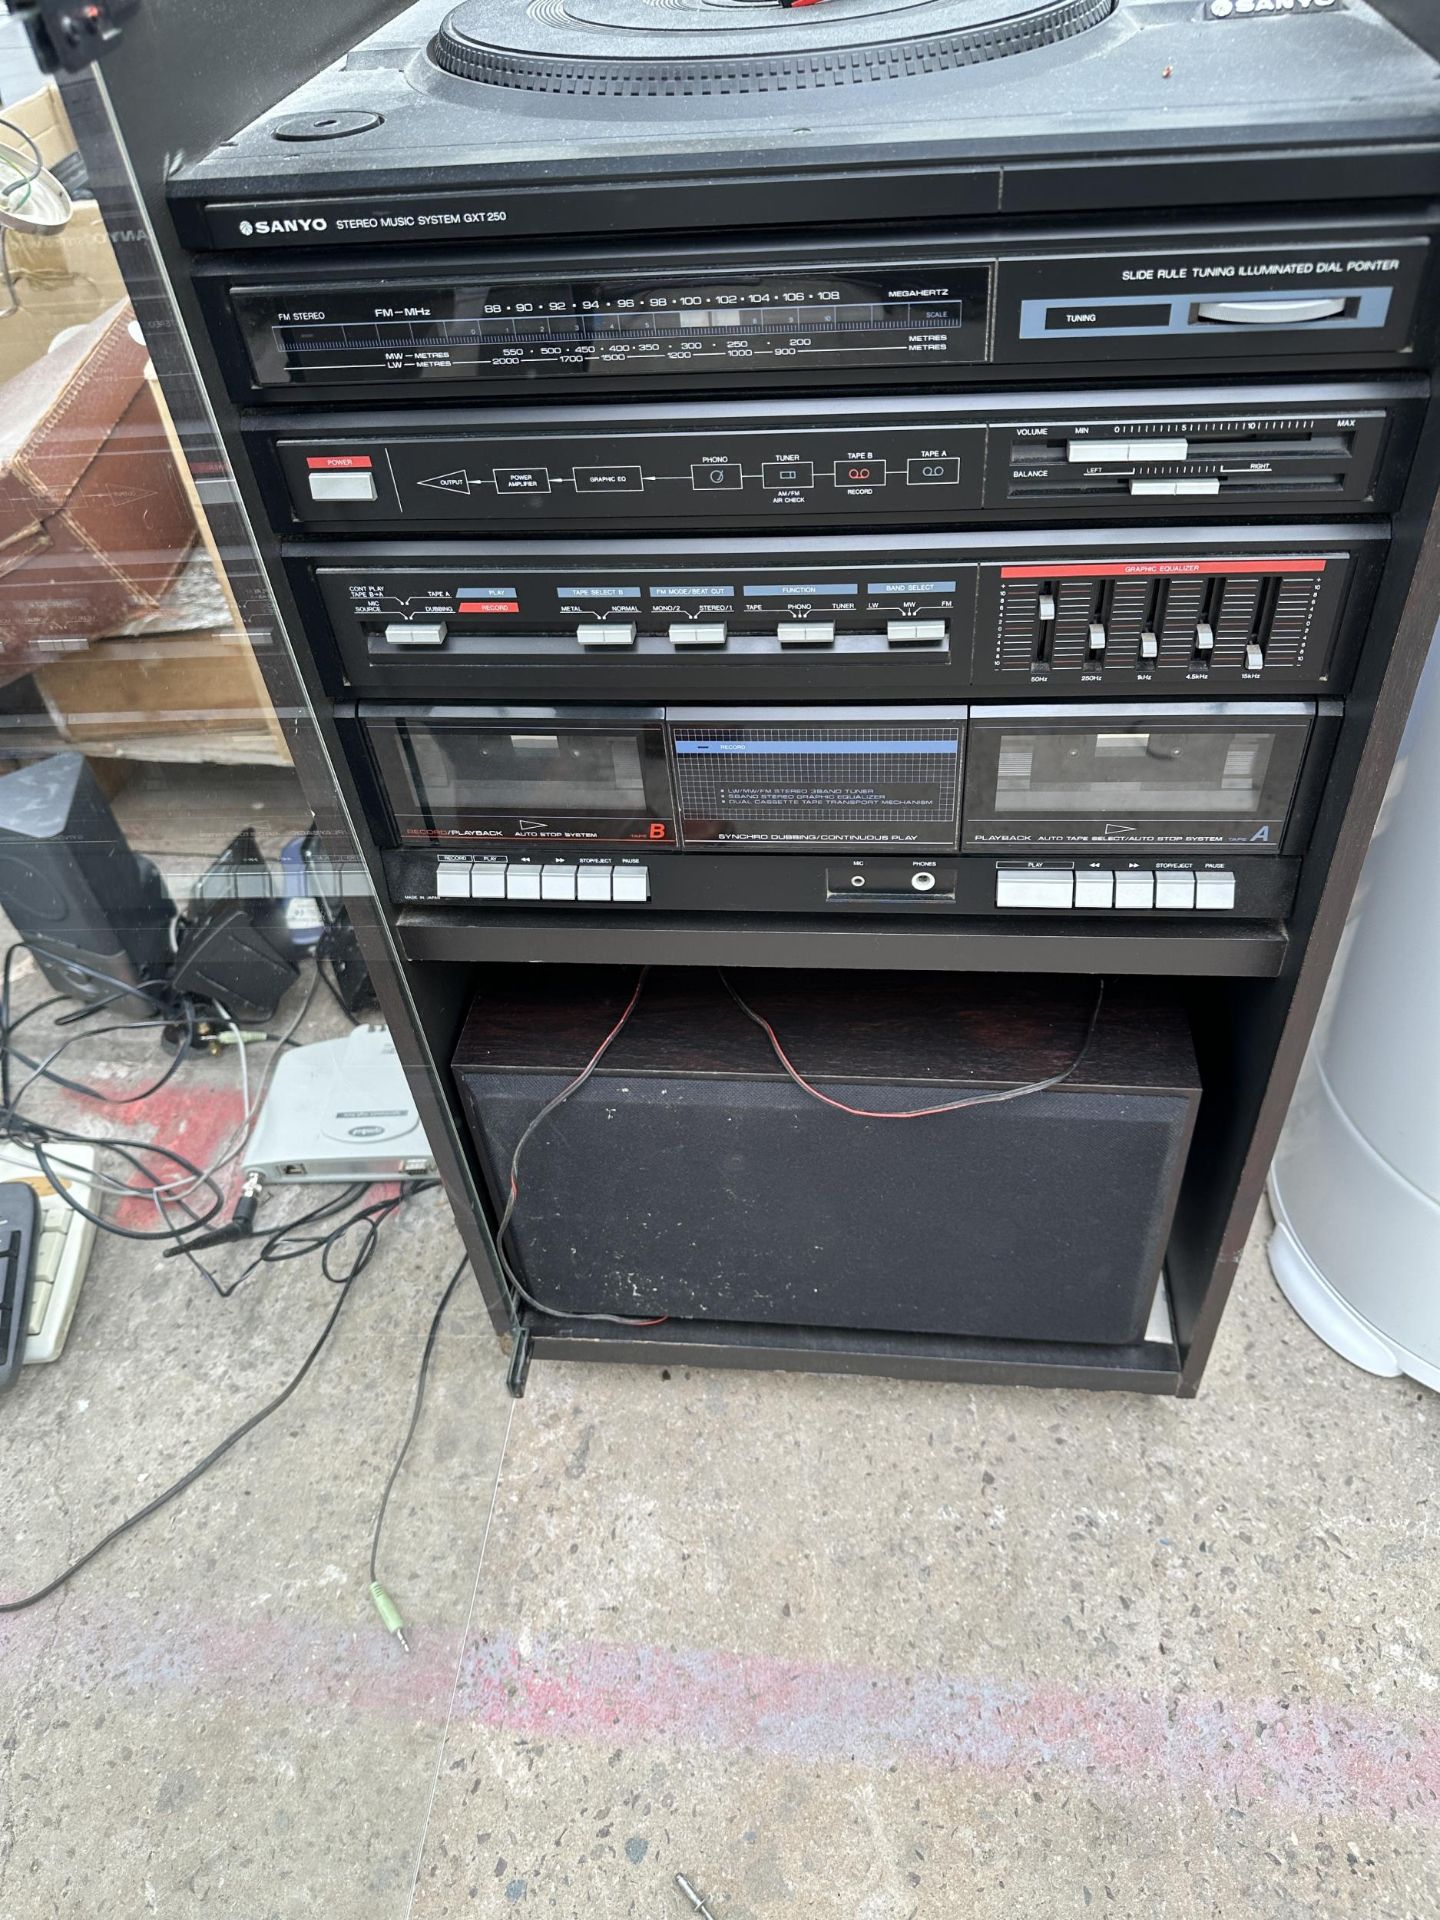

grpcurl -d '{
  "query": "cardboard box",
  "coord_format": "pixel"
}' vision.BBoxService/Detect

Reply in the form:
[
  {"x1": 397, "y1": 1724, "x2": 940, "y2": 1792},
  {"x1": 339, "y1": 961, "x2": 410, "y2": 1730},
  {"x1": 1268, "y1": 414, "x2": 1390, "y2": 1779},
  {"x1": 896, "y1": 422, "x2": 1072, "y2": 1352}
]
[
  {"x1": 0, "y1": 86, "x2": 128, "y2": 384},
  {"x1": 2, "y1": 79, "x2": 72, "y2": 174},
  {"x1": 0, "y1": 300, "x2": 196, "y2": 668},
  {"x1": 33, "y1": 631, "x2": 282, "y2": 741}
]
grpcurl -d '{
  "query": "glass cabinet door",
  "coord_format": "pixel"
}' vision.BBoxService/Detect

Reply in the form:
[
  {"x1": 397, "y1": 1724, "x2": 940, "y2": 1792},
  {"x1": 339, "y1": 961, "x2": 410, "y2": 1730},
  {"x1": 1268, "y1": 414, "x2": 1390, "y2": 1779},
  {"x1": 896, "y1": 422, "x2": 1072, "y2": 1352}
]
[{"x1": 0, "y1": 36, "x2": 512, "y2": 1917}]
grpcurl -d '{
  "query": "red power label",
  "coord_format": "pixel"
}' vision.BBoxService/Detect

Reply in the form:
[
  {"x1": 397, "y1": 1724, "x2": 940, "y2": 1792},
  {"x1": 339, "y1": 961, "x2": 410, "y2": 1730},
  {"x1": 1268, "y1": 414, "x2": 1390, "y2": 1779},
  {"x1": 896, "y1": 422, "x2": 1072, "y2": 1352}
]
[{"x1": 305, "y1": 454, "x2": 374, "y2": 470}]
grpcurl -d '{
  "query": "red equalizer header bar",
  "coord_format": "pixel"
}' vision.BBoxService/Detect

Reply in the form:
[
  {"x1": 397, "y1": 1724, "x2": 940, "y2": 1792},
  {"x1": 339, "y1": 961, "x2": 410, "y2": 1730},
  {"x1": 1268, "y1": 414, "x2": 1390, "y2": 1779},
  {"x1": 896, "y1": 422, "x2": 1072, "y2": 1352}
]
[{"x1": 1000, "y1": 558, "x2": 1329, "y2": 580}]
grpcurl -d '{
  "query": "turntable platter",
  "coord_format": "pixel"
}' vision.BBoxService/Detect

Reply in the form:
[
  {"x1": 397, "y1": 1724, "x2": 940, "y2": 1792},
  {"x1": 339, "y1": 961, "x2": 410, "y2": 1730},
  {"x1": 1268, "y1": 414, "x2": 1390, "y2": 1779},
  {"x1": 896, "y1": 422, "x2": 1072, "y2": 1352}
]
[{"x1": 431, "y1": 0, "x2": 1115, "y2": 97}]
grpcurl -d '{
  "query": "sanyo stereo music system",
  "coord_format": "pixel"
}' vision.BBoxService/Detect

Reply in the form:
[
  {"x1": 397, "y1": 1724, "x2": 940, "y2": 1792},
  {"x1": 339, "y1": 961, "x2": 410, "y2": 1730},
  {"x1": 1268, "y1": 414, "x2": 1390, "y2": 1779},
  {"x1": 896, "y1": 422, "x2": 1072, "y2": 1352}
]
[{"x1": 158, "y1": 0, "x2": 1440, "y2": 1389}]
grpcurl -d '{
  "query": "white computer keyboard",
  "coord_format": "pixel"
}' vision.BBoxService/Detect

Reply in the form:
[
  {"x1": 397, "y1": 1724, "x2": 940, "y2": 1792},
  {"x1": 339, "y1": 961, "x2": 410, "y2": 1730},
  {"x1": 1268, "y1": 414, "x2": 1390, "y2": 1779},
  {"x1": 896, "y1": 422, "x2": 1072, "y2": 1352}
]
[{"x1": 0, "y1": 1141, "x2": 99, "y2": 1365}]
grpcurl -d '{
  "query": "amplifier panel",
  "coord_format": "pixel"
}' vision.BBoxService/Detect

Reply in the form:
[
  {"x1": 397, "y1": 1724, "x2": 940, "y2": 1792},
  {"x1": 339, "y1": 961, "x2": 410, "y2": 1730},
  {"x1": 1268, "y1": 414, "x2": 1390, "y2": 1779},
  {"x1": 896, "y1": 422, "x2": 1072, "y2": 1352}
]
[
  {"x1": 313, "y1": 557, "x2": 975, "y2": 697},
  {"x1": 265, "y1": 391, "x2": 1407, "y2": 533},
  {"x1": 275, "y1": 423, "x2": 985, "y2": 529},
  {"x1": 300, "y1": 532, "x2": 1377, "y2": 700}
]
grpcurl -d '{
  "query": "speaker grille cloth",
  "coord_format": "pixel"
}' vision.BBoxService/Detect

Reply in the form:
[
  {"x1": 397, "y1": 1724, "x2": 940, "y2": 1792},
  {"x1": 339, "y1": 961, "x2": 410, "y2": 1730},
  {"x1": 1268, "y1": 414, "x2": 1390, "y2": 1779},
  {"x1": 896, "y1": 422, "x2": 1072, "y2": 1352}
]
[{"x1": 462, "y1": 1070, "x2": 1188, "y2": 1343}]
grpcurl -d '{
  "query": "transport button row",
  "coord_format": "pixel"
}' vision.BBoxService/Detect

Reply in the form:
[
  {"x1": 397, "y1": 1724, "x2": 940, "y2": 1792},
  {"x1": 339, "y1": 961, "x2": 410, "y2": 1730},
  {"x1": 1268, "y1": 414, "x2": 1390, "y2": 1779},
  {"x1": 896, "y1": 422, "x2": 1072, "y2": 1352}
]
[
  {"x1": 995, "y1": 869, "x2": 1237, "y2": 910},
  {"x1": 435, "y1": 859, "x2": 650, "y2": 903}
]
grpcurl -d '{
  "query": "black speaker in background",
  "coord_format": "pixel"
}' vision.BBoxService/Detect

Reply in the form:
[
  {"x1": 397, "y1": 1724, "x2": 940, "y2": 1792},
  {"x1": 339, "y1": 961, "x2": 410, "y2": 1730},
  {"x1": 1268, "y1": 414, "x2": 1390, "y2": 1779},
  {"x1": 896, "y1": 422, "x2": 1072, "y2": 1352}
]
[
  {"x1": 0, "y1": 752, "x2": 174, "y2": 1012},
  {"x1": 454, "y1": 969, "x2": 1201, "y2": 1347},
  {"x1": 170, "y1": 828, "x2": 300, "y2": 1021},
  {"x1": 300, "y1": 825, "x2": 377, "y2": 1017}
]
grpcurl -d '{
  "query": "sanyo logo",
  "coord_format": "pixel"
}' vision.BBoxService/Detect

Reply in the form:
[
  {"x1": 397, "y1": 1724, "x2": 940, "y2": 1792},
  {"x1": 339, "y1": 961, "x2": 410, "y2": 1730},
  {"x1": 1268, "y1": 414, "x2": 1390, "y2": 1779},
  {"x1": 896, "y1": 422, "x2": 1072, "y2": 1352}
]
[
  {"x1": 1208, "y1": 0, "x2": 1339, "y2": 15},
  {"x1": 236, "y1": 216, "x2": 329, "y2": 236}
]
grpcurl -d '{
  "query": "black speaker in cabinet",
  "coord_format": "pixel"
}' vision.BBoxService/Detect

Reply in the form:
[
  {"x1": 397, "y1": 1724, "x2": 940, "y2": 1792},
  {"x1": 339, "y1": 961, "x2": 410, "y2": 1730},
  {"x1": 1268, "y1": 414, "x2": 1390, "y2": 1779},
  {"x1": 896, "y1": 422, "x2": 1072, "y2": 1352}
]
[
  {"x1": 454, "y1": 969, "x2": 1200, "y2": 1346},
  {"x1": 0, "y1": 753, "x2": 174, "y2": 1013}
]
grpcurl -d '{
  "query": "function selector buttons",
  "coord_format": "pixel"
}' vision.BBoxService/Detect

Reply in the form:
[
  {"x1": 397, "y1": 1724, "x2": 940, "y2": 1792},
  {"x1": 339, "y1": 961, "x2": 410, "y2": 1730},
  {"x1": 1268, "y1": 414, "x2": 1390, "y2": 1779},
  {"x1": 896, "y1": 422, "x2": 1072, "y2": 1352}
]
[
  {"x1": 886, "y1": 619, "x2": 948, "y2": 646},
  {"x1": 777, "y1": 621, "x2": 836, "y2": 646}
]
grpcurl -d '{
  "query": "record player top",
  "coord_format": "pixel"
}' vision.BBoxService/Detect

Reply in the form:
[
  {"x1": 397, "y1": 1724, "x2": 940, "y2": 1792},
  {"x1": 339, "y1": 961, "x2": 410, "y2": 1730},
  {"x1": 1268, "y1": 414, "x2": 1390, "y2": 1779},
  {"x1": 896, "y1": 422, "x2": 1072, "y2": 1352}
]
[
  {"x1": 431, "y1": 0, "x2": 1113, "y2": 97},
  {"x1": 171, "y1": 0, "x2": 1440, "y2": 225}
]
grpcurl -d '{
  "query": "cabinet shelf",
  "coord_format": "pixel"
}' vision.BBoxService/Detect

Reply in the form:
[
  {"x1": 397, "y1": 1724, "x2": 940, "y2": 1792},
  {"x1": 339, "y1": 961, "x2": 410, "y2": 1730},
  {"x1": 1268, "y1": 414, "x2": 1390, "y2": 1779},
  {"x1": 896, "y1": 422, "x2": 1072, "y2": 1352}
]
[{"x1": 397, "y1": 907, "x2": 1288, "y2": 976}]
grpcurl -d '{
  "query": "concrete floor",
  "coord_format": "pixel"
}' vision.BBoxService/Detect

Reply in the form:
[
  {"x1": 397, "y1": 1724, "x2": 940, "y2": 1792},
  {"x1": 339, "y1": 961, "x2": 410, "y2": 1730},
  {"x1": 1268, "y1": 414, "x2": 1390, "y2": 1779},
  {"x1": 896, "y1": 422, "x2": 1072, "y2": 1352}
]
[
  {"x1": 5, "y1": 1163, "x2": 1439, "y2": 1917},
  {"x1": 1, "y1": 765, "x2": 1437, "y2": 1917},
  {"x1": 0, "y1": 943, "x2": 513, "y2": 1920},
  {"x1": 404, "y1": 1214, "x2": 1440, "y2": 1920}
]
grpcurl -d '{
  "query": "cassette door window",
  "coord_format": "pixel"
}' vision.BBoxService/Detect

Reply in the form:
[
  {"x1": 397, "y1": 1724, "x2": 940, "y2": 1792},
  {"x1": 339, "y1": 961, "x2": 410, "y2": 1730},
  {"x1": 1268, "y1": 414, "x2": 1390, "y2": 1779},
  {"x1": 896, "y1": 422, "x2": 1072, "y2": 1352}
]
[
  {"x1": 362, "y1": 709, "x2": 676, "y2": 847},
  {"x1": 963, "y1": 703, "x2": 1314, "y2": 852}
]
